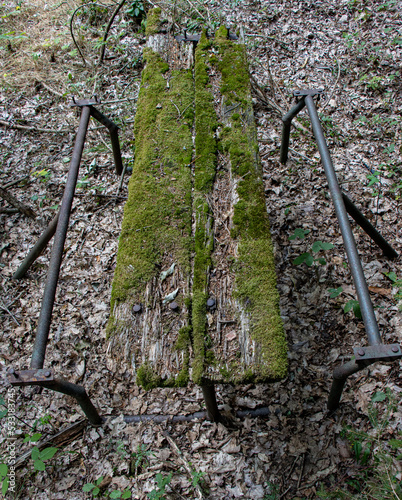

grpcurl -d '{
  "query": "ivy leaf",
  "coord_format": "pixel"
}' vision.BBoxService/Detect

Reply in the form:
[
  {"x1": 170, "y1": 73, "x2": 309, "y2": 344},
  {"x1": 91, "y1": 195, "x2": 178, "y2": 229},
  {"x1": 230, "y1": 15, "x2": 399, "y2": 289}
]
[
  {"x1": 39, "y1": 447, "x2": 58, "y2": 461},
  {"x1": 31, "y1": 446, "x2": 40, "y2": 461},
  {"x1": 289, "y1": 228, "x2": 310, "y2": 240},
  {"x1": 1, "y1": 477, "x2": 9, "y2": 495},
  {"x1": 372, "y1": 391, "x2": 387, "y2": 402},
  {"x1": 328, "y1": 287, "x2": 343, "y2": 298},
  {"x1": 83, "y1": 483, "x2": 95, "y2": 492},
  {"x1": 34, "y1": 459, "x2": 45, "y2": 471},
  {"x1": 0, "y1": 464, "x2": 8, "y2": 479}
]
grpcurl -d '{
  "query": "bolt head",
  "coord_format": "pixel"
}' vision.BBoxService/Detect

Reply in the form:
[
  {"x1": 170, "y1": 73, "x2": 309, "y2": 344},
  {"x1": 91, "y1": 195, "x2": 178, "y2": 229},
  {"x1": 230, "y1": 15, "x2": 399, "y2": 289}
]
[
  {"x1": 133, "y1": 304, "x2": 142, "y2": 314},
  {"x1": 9, "y1": 368, "x2": 15, "y2": 375},
  {"x1": 44, "y1": 371, "x2": 51, "y2": 378},
  {"x1": 169, "y1": 301, "x2": 179, "y2": 311},
  {"x1": 357, "y1": 349, "x2": 365, "y2": 357},
  {"x1": 391, "y1": 345, "x2": 399, "y2": 353},
  {"x1": 206, "y1": 298, "x2": 216, "y2": 309}
]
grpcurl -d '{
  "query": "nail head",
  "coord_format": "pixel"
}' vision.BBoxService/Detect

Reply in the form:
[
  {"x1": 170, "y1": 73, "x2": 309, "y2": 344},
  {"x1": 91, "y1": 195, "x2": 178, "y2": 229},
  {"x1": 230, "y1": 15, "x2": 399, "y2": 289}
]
[
  {"x1": 170, "y1": 301, "x2": 179, "y2": 311},
  {"x1": 357, "y1": 349, "x2": 365, "y2": 356},
  {"x1": 391, "y1": 345, "x2": 399, "y2": 353},
  {"x1": 45, "y1": 371, "x2": 51, "y2": 378},
  {"x1": 133, "y1": 304, "x2": 142, "y2": 313}
]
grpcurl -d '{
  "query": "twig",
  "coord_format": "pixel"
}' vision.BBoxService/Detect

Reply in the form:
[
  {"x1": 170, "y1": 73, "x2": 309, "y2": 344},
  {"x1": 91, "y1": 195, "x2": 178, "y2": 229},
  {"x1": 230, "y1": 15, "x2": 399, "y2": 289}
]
[
  {"x1": 70, "y1": 3, "x2": 91, "y2": 66},
  {"x1": 98, "y1": 0, "x2": 127, "y2": 66},
  {"x1": 297, "y1": 452, "x2": 306, "y2": 490},
  {"x1": 0, "y1": 298, "x2": 20, "y2": 326},
  {"x1": 3, "y1": 177, "x2": 29, "y2": 189},
  {"x1": 39, "y1": 81, "x2": 64, "y2": 99},
  {"x1": 320, "y1": 59, "x2": 341, "y2": 112},
  {"x1": 116, "y1": 161, "x2": 128, "y2": 199},
  {"x1": 163, "y1": 431, "x2": 204, "y2": 499},
  {"x1": 0, "y1": 186, "x2": 36, "y2": 219},
  {"x1": 0, "y1": 119, "x2": 70, "y2": 134}
]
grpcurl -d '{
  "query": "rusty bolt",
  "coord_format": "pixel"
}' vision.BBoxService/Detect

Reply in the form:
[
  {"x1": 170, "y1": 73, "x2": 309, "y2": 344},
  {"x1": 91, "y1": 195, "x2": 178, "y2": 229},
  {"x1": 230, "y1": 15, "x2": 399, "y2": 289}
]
[
  {"x1": 357, "y1": 349, "x2": 365, "y2": 357},
  {"x1": 170, "y1": 301, "x2": 179, "y2": 311},
  {"x1": 44, "y1": 371, "x2": 51, "y2": 378},
  {"x1": 133, "y1": 304, "x2": 142, "y2": 314},
  {"x1": 391, "y1": 345, "x2": 399, "y2": 353}
]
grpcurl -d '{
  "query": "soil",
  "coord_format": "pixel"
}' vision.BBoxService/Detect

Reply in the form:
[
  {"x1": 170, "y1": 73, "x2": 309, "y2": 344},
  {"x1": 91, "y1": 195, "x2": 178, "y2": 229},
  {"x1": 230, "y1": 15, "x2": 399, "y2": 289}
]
[{"x1": 0, "y1": 1, "x2": 401, "y2": 499}]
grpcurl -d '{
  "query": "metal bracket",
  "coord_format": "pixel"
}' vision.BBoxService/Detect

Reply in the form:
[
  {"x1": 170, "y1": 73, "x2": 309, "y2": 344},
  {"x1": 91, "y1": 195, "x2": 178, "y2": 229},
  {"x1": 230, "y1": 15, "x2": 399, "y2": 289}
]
[
  {"x1": 8, "y1": 368, "x2": 55, "y2": 387},
  {"x1": 354, "y1": 344, "x2": 402, "y2": 365},
  {"x1": 293, "y1": 89, "x2": 324, "y2": 97},
  {"x1": 70, "y1": 96, "x2": 101, "y2": 107}
]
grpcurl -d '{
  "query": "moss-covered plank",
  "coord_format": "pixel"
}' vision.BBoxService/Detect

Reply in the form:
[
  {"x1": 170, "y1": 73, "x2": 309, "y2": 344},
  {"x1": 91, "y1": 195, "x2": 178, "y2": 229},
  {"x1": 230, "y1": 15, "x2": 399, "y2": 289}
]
[
  {"x1": 191, "y1": 28, "x2": 287, "y2": 384},
  {"x1": 107, "y1": 21, "x2": 195, "y2": 388}
]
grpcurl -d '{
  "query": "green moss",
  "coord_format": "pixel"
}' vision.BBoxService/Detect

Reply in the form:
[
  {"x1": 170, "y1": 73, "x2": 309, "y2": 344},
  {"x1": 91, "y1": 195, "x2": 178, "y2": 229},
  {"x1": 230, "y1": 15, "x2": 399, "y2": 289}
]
[
  {"x1": 136, "y1": 363, "x2": 161, "y2": 390},
  {"x1": 145, "y1": 7, "x2": 162, "y2": 37},
  {"x1": 109, "y1": 49, "x2": 194, "y2": 309},
  {"x1": 191, "y1": 32, "x2": 219, "y2": 385},
  {"x1": 213, "y1": 32, "x2": 288, "y2": 381}
]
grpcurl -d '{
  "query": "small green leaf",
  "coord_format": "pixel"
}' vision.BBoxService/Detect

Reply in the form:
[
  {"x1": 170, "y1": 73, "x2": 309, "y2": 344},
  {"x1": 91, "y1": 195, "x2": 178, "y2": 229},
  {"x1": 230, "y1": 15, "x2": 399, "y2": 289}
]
[
  {"x1": 39, "y1": 447, "x2": 58, "y2": 461},
  {"x1": 320, "y1": 242, "x2": 334, "y2": 251},
  {"x1": 317, "y1": 257, "x2": 326, "y2": 265},
  {"x1": 386, "y1": 271, "x2": 397, "y2": 283},
  {"x1": 312, "y1": 241, "x2": 323, "y2": 253},
  {"x1": 95, "y1": 476, "x2": 104, "y2": 486},
  {"x1": 31, "y1": 446, "x2": 40, "y2": 461},
  {"x1": 122, "y1": 490, "x2": 132, "y2": 499},
  {"x1": 389, "y1": 439, "x2": 402, "y2": 449},
  {"x1": 93, "y1": 486, "x2": 100, "y2": 496},
  {"x1": 2, "y1": 477, "x2": 9, "y2": 495},
  {"x1": 0, "y1": 463, "x2": 8, "y2": 478},
  {"x1": 83, "y1": 483, "x2": 95, "y2": 492},
  {"x1": 289, "y1": 228, "x2": 310, "y2": 240},
  {"x1": 293, "y1": 252, "x2": 311, "y2": 265},
  {"x1": 328, "y1": 287, "x2": 343, "y2": 298},
  {"x1": 34, "y1": 459, "x2": 45, "y2": 471},
  {"x1": 110, "y1": 491, "x2": 122, "y2": 499},
  {"x1": 371, "y1": 391, "x2": 387, "y2": 402},
  {"x1": 305, "y1": 253, "x2": 314, "y2": 266},
  {"x1": 30, "y1": 433, "x2": 42, "y2": 442}
]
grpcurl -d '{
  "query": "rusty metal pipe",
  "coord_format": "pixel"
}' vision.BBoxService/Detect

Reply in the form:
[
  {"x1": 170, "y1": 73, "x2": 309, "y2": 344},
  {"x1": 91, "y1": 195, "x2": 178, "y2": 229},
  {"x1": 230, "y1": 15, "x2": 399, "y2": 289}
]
[
  {"x1": 90, "y1": 107, "x2": 123, "y2": 175},
  {"x1": 280, "y1": 98, "x2": 306, "y2": 164},
  {"x1": 43, "y1": 378, "x2": 102, "y2": 426},
  {"x1": 31, "y1": 106, "x2": 91, "y2": 370},
  {"x1": 342, "y1": 193, "x2": 398, "y2": 259},
  {"x1": 201, "y1": 384, "x2": 221, "y2": 422},
  {"x1": 13, "y1": 212, "x2": 59, "y2": 279},
  {"x1": 304, "y1": 95, "x2": 382, "y2": 347}
]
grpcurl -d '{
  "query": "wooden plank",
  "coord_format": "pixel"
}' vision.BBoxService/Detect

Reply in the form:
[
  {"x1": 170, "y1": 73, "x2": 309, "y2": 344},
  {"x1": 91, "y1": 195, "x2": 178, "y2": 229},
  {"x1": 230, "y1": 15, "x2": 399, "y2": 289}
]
[
  {"x1": 192, "y1": 29, "x2": 287, "y2": 384},
  {"x1": 107, "y1": 13, "x2": 194, "y2": 388}
]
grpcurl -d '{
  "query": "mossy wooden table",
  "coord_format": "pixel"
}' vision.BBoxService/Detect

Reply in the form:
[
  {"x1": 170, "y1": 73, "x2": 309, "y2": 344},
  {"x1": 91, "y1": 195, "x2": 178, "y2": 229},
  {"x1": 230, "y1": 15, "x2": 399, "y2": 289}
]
[{"x1": 107, "y1": 10, "x2": 287, "y2": 422}]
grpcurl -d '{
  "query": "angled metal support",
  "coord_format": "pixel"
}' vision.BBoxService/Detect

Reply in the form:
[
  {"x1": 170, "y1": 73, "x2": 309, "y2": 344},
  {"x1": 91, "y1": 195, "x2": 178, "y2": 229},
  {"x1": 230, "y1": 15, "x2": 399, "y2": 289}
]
[{"x1": 280, "y1": 90, "x2": 400, "y2": 410}]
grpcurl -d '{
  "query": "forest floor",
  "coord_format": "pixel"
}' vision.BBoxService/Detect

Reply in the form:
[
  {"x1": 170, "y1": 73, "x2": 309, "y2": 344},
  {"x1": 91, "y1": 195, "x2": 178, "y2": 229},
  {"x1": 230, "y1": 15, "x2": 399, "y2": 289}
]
[{"x1": 0, "y1": 0, "x2": 402, "y2": 499}]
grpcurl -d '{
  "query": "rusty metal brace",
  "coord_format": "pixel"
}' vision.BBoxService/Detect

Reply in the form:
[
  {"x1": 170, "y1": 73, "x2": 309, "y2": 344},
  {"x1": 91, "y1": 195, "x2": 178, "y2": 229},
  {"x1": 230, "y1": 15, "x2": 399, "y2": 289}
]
[
  {"x1": 280, "y1": 90, "x2": 400, "y2": 411},
  {"x1": 8, "y1": 96, "x2": 124, "y2": 425},
  {"x1": 13, "y1": 97, "x2": 123, "y2": 280}
]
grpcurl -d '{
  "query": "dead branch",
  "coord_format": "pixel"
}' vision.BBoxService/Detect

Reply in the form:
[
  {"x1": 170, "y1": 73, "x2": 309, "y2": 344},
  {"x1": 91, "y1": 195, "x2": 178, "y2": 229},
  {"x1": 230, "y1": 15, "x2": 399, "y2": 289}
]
[
  {"x1": 0, "y1": 186, "x2": 36, "y2": 218},
  {"x1": 163, "y1": 430, "x2": 204, "y2": 499},
  {"x1": 13, "y1": 420, "x2": 87, "y2": 469},
  {"x1": 0, "y1": 119, "x2": 70, "y2": 134},
  {"x1": 98, "y1": 0, "x2": 127, "y2": 66}
]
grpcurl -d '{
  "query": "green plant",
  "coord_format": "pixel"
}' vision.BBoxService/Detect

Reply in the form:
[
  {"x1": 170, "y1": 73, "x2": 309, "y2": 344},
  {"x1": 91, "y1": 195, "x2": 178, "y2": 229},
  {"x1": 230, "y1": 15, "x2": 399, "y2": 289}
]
[
  {"x1": 328, "y1": 286, "x2": 343, "y2": 298},
  {"x1": 264, "y1": 481, "x2": 280, "y2": 499},
  {"x1": 292, "y1": 241, "x2": 334, "y2": 266},
  {"x1": 83, "y1": 476, "x2": 104, "y2": 497},
  {"x1": 289, "y1": 228, "x2": 310, "y2": 240},
  {"x1": 130, "y1": 444, "x2": 153, "y2": 476},
  {"x1": 147, "y1": 472, "x2": 172, "y2": 499},
  {"x1": 344, "y1": 299, "x2": 362, "y2": 319},
  {"x1": 385, "y1": 271, "x2": 402, "y2": 304},
  {"x1": 319, "y1": 389, "x2": 402, "y2": 499},
  {"x1": 126, "y1": 0, "x2": 145, "y2": 21}
]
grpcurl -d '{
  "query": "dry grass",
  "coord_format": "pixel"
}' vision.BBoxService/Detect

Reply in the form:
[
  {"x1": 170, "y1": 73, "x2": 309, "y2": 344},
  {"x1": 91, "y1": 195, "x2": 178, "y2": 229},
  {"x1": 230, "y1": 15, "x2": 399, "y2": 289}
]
[{"x1": 0, "y1": 0, "x2": 118, "y2": 91}]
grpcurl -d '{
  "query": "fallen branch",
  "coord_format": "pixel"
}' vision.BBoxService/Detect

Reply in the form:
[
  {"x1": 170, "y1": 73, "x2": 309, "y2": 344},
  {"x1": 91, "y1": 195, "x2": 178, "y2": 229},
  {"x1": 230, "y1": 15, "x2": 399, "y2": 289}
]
[
  {"x1": 0, "y1": 119, "x2": 70, "y2": 134},
  {"x1": 163, "y1": 430, "x2": 204, "y2": 499},
  {"x1": 98, "y1": 0, "x2": 127, "y2": 66},
  {"x1": 13, "y1": 420, "x2": 87, "y2": 469},
  {"x1": 39, "y1": 81, "x2": 65, "y2": 99},
  {"x1": 0, "y1": 186, "x2": 36, "y2": 218}
]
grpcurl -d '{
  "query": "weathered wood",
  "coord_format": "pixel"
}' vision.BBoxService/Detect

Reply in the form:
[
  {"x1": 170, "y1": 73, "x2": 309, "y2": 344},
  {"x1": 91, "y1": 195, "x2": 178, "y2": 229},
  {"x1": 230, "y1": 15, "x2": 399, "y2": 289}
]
[
  {"x1": 107, "y1": 15, "x2": 195, "y2": 388},
  {"x1": 108, "y1": 13, "x2": 287, "y2": 389}
]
